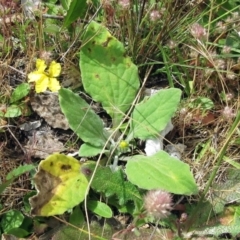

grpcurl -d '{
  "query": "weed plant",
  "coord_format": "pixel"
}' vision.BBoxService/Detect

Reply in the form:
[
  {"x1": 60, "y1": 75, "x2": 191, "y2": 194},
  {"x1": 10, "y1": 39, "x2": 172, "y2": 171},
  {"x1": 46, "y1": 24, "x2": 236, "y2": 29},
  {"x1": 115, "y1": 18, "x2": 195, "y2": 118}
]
[{"x1": 0, "y1": 0, "x2": 240, "y2": 239}]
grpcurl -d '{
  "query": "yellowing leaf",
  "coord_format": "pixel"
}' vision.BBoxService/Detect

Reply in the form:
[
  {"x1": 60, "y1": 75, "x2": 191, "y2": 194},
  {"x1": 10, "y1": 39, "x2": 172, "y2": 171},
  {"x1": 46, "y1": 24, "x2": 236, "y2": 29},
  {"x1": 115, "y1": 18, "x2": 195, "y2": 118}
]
[{"x1": 29, "y1": 154, "x2": 89, "y2": 216}]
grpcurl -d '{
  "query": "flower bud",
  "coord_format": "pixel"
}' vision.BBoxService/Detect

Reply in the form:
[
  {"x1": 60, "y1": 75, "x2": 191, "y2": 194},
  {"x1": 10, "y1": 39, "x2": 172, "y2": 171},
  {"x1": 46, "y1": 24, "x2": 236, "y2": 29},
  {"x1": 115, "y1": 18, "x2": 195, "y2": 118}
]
[{"x1": 119, "y1": 140, "x2": 129, "y2": 153}]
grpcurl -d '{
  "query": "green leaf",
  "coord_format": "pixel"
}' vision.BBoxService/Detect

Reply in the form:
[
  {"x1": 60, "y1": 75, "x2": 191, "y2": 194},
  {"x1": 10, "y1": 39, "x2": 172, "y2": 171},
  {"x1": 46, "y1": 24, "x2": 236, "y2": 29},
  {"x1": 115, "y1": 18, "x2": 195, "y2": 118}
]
[
  {"x1": 10, "y1": 83, "x2": 30, "y2": 103},
  {"x1": 211, "y1": 168, "x2": 240, "y2": 214},
  {"x1": 116, "y1": 202, "x2": 135, "y2": 214},
  {"x1": 63, "y1": 0, "x2": 87, "y2": 27},
  {"x1": 44, "y1": 23, "x2": 60, "y2": 34},
  {"x1": 0, "y1": 164, "x2": 35, "y2": 195},
  {"x1": 60, "y1": 0, "x2": 71, "y2": 10},
  {"x1": 21, "y1": 215, "x2": 33, "y2": 231},
  {"x1": 1, "y1": 210, "x2": 24, "y2": 233},
  {"x1": 69, "y1": 206, "x2": 85, "y2": 226},
  {"x1": 79, "y1": 143, "x2": 109, "y2": 157},
  {"x1": 87, "y1": 200, "x2": 113, "y2": 218},
  {"x1": 7, "y1": 228, "x2": 30, "y2": 238},
  {"x1": 129, "y1": 88, "x2": 181, "y2": 140},
  {"x1": 80, "y1": 21, "x2": 140, "y2": 127},
  {"x1": 59, "y1": 88, "x2": 109, "y2": 147},
  {"x1": 23, "y1": 192, "x2": 36, "y2": 213},
  {"x1": 191, "y1": 208, "x2": 240, "y2": 238},
  {"x1": 107, "y1": 197, "x2": 136, "y2": 215},
  {"x1": 52, "y1": 223, "x2": 107, "y2": 240},
  {"x1": 82, "y1": 163, "x2": 143, "y2": 206},
  {"x1": 125, "y1": 151, "x2": 198, "y2": 195},
  {"x1": 6, "y1": 164, "x2": 35, "y2": 180},
  {"x1": 0, "y1": 179, "x2": 14, "y2": 195},
  {"x1": 4, "y1": 105, "x2": 22, "y2": 118},
  {"x1": 189, "y1": 97, "x2": 214, "y2": 110}
]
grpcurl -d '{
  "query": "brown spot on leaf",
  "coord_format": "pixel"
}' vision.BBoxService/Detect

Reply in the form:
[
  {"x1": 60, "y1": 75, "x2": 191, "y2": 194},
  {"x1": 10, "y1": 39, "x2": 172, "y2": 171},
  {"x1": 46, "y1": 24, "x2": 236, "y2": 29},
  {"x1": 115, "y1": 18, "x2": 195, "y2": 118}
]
[
  {"x1": 61, "y1": 164, "x2": 71, "y2": 171},
  {"x1": 95, "y1": 74, "x2": 100, "y2": 79},
  {"x1": 81, "y1": 167, "x2": 92, "y2": 176},
  {"x1": 102, "y1": 37, "x2": 112, "y2": 47},
  {"x1": 29, "y1": 169, "x2": 61, "y2": 216}
]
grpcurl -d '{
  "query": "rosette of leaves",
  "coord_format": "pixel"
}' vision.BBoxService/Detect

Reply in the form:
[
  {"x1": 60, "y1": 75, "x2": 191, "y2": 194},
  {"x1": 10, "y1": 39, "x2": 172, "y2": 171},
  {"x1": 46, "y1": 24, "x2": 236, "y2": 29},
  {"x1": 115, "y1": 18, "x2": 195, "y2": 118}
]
[{"x1": 59, "y1": 21, "x2": 198, "y2": 200}]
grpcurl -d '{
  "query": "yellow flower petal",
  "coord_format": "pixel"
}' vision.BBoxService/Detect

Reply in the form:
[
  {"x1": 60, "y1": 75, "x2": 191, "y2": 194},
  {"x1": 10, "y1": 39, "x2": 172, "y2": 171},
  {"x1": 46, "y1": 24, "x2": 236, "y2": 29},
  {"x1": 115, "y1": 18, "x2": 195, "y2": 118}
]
[
  {"x1": 36, "y1": 59, "x2": 47, "y2": 73},
  {"x1": 35, "y1": 76, "x2": 49, "y2": 93},
  {"x1": 28, "y1": 72, "x2": 46, "y2": 83},
  {"x1": 48, "y1": 78, "x2": 61, "y2": 92},
  {"x1": 48, "y1": 61, "x2": 61, "y2": 77}
]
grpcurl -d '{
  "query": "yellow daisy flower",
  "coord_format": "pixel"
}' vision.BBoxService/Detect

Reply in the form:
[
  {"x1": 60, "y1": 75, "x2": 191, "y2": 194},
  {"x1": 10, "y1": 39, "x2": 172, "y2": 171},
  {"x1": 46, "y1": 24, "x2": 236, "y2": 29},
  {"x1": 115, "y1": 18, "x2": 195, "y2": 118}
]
[{"x1": 28, "y1": 59, "x2": 61, "y2": 93}]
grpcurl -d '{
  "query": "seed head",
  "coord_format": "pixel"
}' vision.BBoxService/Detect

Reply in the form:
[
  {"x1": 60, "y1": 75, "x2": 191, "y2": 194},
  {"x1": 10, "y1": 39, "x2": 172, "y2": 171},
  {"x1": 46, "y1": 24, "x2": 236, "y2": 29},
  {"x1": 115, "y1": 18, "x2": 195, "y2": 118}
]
[
  {"x1": 225, "y1": 93, "x2": 234, "y2": 102},
  {"x1": 144, "y1": 190, "x2": 173, "y2": 219},
  {"x1": 168, "y1": 40, "x2": 177, "y2": 49},
  {"x1": 226, "y1": 71, "x2": 236, "y2": 80},
  {"x1": 39, "y1": 51, "x2": 52, "y2": 63},
  {"x1": 214, "y1": 59, "x2": 226, "y2": 70},
  {"x1": 222, "y1": 46, "x2": 231, "y2": 54},
  {"x1": 225, "y1": 16, "x2": 234, "y2": 24},
  {"x1": 149, "y1": 10, "x2": 161, "y2": 22},
  {"x1": 118, "y1": 0, "x2": 130, "y2": 9},
  {"x1": 216, "y1": 21, "x2": 227, "y2": 33},
  {"x1": 232, "y1": 12, "x2": 239, "y2": 20},
  {"x1": 222, "y1": 106, "x2": 236, "y2": 120},
  {"x1": 190, "y1": 23, "x2": 207, "y2": 39}
]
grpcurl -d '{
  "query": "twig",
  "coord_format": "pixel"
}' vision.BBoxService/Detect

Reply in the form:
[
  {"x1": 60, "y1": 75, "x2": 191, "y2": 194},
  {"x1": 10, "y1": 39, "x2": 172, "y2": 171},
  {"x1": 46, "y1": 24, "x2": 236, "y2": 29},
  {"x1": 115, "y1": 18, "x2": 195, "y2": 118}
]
[
  {"x1": 7, "y1": 127, "x2": 26, "y2": 155},
  {"x1": 0, "y1": 62, "x2": 26, "y2": 77}
]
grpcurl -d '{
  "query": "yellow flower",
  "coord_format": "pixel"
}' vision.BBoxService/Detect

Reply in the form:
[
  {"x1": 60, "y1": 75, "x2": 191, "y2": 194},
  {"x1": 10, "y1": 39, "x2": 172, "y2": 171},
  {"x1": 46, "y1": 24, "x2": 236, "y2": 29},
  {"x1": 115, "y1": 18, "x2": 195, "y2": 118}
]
[
  {"x1": 28, "y1": 59, "x2": 61, "y2": 93},
  {"x1": 119, "y1": 140, "x2": 128, "y2": 149},
  {"x1": 119, "y1": 140, "x2": 129, "y2": 153}
]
